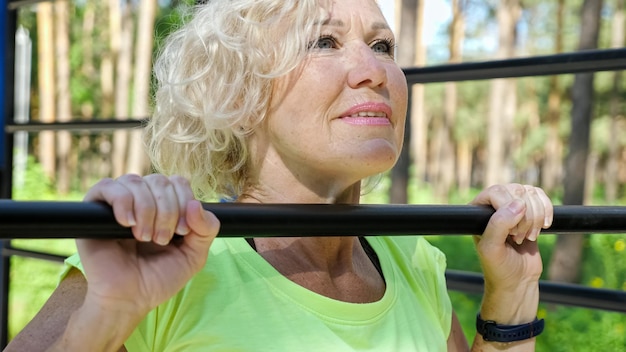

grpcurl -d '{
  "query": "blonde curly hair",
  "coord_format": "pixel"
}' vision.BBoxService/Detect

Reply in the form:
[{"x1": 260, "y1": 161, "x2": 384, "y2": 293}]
[{"x1": 145, "y1": 0, "x2": 328, "y2": 201}]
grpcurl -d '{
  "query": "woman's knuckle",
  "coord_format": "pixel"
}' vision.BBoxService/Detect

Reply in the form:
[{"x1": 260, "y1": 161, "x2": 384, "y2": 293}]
[
  {"x1": 523, "y1": 184, "x2": 537, "y2": 194},
  {"x1": 170, "y1": 175, "x2": 190, "y2": 186},
  {"x1": 508, "y1": 183, "x2": 525, "y2": 196},
  {"x1": 145, "y1": 173, "x2": 171, "y2": 187},
  {"x1": 98, "y1": 177, "x2": 115, "y2": 186},
  {"x1": 488, "y1": 184, "x2": 507, "y2": 194}
]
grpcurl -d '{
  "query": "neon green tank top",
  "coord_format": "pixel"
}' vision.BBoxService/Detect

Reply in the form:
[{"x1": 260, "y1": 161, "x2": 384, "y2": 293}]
[{"x1": 64, "y1": 236, "x2": 452, "y2": 351}]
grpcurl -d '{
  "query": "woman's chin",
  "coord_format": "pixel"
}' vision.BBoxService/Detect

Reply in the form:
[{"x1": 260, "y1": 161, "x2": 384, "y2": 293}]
[{"x1": 349, "y1": 150, "x2": 400, "y2": 176}]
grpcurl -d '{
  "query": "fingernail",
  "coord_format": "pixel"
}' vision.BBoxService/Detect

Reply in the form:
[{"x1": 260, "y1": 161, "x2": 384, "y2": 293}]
[
  {"x1": 508, "y1": 199, "x2": 525, "y2": 214},
  {"x1": 544, "y1": 217, "x2": 551, "y2": 228},
  {"x1": 156, "y1": 237, "x2": 170, "y2": 246},
  {"x1": 529, "y1": 228, "x2": 539, "y2": 241},
  {"x1": 127, "y1": 212, "x2": 137, "y2": 227},
  {"x1": 141, "y1": 230, "x2": 152, "y2": 242},
  {"x1": 176, "y1": 224, "x2": 189, "y2": 235},
  {"x1": 516, "y1": 235, "x2": 524, "y2": 245}
]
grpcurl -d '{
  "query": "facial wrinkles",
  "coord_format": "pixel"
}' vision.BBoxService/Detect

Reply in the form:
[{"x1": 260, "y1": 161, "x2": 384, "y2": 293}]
[
  {"x1": 322, "y1": 0, "x2": 392, "y2": 39},
  {"x1": 257, "y1": 0, "x2": 405, "y2": 193}
]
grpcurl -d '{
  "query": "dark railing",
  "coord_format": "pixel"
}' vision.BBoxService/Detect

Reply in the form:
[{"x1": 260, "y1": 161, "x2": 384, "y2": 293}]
[
  {"x1": 3, "y1": 201, "x2": 626, "y2": 238},
  {"x1": 1, "y1": 201, "x2": 625, "y2": 315},
  {"x1": 2, "y1": 0, "x2": 626, "y2": 349},
  {"x1": 404, "y1": 47, "x2": 626, "y2": 83},
  {"x1": 1, "y1": 1, "x2": 17, "y2": 348}
]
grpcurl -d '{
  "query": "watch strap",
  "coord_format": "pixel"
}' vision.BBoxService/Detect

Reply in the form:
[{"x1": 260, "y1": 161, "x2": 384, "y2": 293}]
[{"x1": 476, "y1": 313, "x2": 545, "y2": 342}]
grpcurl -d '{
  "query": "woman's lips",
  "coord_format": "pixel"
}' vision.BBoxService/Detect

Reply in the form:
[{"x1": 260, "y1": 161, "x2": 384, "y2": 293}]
[{"x1": 339, "y1": 102, "x2": 393, "y2": 125}]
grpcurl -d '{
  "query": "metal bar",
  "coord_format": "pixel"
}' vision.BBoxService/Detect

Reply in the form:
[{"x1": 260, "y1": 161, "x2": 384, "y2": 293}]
[
  {"x1": 404, "y1": 48, "x2": 626, "y2": 84},
  {"x1": 0, "y1": 4, "x2": 16, "y2": 348},
  {"x1": 1, "y1": 201, "x2": 626, "y2": 238},
  {"x1": 7, "y1": 0, "x2": 47, "y2": 10},
  {"x1": 5, "y1": 119, "x2": 146, "y2": 133},
  {"x1": 445, "y1": 270, "x2": 626, "y2": 313},
  {"x1": 4, "y1": 48, "x2": 624, "y2": 134},
  {"x1": 1, "y1": 246, "x2": 66, "y2": 263}
]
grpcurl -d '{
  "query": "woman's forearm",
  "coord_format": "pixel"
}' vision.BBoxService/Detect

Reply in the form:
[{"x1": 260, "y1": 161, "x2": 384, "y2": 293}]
[
  {"x1": 480, "y1": 280, "x2": 539, "y2": 324},
  {"x1": 48, "y1": 297, "x2": 143, "y2": 352},
  {"x1": 470, "y1": 281, "x2": 541, "y2": 351}
]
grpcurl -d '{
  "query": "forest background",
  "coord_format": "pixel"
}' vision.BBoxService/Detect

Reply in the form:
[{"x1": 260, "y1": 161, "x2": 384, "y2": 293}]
[{"x1": 4, "y1": 0, "x2": 626, "y2": 350}]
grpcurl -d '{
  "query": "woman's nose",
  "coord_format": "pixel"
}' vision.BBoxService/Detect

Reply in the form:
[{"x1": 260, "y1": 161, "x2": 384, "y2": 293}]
[{"x1": 346, "y1": 44, "x2": 388, "y2": 89}]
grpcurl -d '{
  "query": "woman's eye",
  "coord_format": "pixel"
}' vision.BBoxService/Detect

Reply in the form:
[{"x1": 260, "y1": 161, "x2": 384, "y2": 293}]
[
  {"x1": 371, "y1": 39, "x2": 394, "y2": 54},
  {"x1": 309, "y1": 35, "x2": 338, "y2": 50}
]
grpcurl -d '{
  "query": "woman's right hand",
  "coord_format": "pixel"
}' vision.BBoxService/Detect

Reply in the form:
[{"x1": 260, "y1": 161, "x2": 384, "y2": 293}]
[{"x1": 78, "y1": 173, "x2": 220, "y2": 320}]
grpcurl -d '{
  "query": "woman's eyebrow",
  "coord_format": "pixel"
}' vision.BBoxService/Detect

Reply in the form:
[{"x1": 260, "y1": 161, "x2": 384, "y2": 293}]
[
  {"x1": 371, "y1": 22, "x2": 390, "y2": 30},
  {"x1": 318, "y1": 18, "x2": 344, "y2": 27},
  {"x1": 319, "y1": 19, "x2": 391, "y2": 31}
]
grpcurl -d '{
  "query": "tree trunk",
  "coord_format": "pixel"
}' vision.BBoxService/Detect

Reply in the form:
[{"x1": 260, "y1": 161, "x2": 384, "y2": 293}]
[
  {"x1": 96, "y1": 0, "x2": 118, "y2": 183},
  {"x1": 79, "y1": 0, "x2": 97, "y2": 191},
  {"x1": 455, "y1": 0, "x2": 475, "y2": 196},
  {"x1": 36, "y1": 2, "x2": 56, "y2": 182},
  {"x1": 54, "y1": 0, "x2": 72, "y2": 195},
  {"x1": 457, "y1": 140, "x2": 472, "y2": 196},
  {"x1": 485, "y1": 0, "x2": 520, "y2": 187},
  {"x1": 541, "y1": 0, "x2": 565, "y2": 193},
  {"x1": 111, "y1": 0, "x2": 133, "y2": 178},
  {"x1": 389, "y1": 0, "x2": 421, "y2": 204},
  {"x1": 606, "y1": 0, "x2": 624, "y2": 202},
  {"x1": 548, "y1": 0, "x2": 603, "y2": 284},
  {"x1": 435, "y1": 0, "x2": 465, "y2": 199},
  {"x1": 80, "y1": 0, "x2": 96, "y2": 90},
  {"x1": 409, "y1": 0, "x2": 427, "y2": 188},
  {"x1": 126, "y1": 0, "x2": 157, "y2": 176},
  {"x1": 101, "y1": 0, "x2": 118, "y2": 120}
]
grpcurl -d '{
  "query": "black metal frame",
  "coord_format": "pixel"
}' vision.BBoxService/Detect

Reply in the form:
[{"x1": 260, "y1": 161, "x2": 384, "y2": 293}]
[
  {"x1": 4, "y1": 201, "x2": 626, "y2": 238},
  {"x1": 1, "y1": 0, "x2": 16, "y2": 347},
  {"x1": 2, "y1": 0, "x2": 626, "y2": 348}
]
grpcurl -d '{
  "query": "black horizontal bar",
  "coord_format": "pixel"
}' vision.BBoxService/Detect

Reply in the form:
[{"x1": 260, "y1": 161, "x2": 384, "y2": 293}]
[
  {"x1": 446, "y1": 270, "x2": 626, "y2": 313},
  {"x1": 5, "y1": 50, "x2": 624, "y2": 135},
  {"x1": 5, "y1": 119, "x2": 146, "y2": 133},
  {"x1": 1, "y1": 246, "x2": 67, "y2": 263},
  {"x1": 404, "y1": 48, "x2": 626, "y2": 84},
  {"x1": 1, "y1": 200, "x2": 626, "y2": 238}
]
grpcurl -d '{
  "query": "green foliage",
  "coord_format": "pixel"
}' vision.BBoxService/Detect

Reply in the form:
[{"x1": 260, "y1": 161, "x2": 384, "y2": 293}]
[
  {"x1": 581, "y1": 234, "x2": 626, "y2": 290},
  {"x1": 455, "y1": 81, "x2": 490, "y2": 143},
  {"x1": 591, "y1": 115, "x2": 626, "y2": 155},
  {"x1": 514, "y1": 123, "x2": 548, "y2": 167},
  {"x1": 430, "y1": 232, "x2": 626, "y2": 351},
  {"x1": 536, "y1": 306, "x2": 626, "y2": 352},
  {"x1": 12, "y1": 156, "x2": 56, "y2": 200},
  {"x1": 12, "y1": 155, "x2": 84, "y2": 201}
]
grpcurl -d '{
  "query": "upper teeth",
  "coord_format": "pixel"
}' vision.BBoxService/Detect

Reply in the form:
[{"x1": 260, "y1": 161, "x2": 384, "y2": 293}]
[{"x1": 349, "y1": 111, "x2": 387, "y2": 118}]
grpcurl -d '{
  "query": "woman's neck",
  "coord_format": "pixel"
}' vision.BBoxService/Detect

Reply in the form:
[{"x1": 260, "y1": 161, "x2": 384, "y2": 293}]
[
  {"x1": 238, "y1": 181, "x2": 362, "y2": 205},
  {"x1": 252, "y1": 236, "x2": 385, "y2": 303}
]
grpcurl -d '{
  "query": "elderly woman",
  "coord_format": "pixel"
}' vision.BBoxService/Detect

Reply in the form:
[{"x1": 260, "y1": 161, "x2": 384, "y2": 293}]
[{"x1": 6, "y1": 0, "x2": 552, "y2": 351}]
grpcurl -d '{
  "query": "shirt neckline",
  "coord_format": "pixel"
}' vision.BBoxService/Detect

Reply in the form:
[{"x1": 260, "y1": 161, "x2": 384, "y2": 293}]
[{"x1": 228, "y1": 237, "x2": 397, "y2": 324}]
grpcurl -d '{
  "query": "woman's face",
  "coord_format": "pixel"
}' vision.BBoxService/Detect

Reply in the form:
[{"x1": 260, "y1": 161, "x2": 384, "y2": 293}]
[{"x1": 253, "y1": 0, "x2": 408, "y2": 196}]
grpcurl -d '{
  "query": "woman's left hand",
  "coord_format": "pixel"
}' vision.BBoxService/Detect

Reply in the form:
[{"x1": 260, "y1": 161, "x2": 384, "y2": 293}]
[{"x1": 470, "y1": 183, "x2": 553, "y2": 324}]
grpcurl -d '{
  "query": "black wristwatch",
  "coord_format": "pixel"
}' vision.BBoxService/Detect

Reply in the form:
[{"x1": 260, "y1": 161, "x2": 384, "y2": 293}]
[{"x1": 476, "y1": 314, "x2": 545, "y2": 342}]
